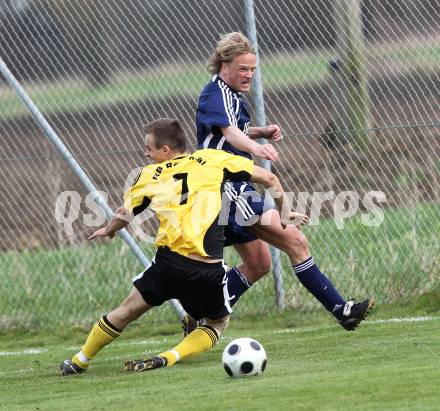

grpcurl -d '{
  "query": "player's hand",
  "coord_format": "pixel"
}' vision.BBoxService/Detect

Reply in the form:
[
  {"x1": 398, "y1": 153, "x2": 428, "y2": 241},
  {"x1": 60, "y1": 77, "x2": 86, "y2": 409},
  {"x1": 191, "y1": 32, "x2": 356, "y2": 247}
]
[
  {"x1": 280, "y1": 212, "x2": 309, "y2": 229},
  {"x1": 264, "y1": 124, "x2": 283, "y2": 142},
  {"x1": 252, "y1": 143, "x2": 279, "y2": 162},
  {"x1": 88, "y1": 227, "x2": 115, "y2": 241}
]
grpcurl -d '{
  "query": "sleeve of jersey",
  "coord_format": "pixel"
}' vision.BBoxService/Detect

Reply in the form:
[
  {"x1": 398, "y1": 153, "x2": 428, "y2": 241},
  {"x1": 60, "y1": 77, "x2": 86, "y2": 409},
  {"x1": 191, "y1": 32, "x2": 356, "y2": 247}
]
[
  {"x1": 199, "y1": 86, "x2": 235, "y2": 130},
  {"x1": 222, "y1": 152, "x2": 254, "y2": 182},
  {"x1": 123, "y1": 168, "x2": 152, "y2": 216}
]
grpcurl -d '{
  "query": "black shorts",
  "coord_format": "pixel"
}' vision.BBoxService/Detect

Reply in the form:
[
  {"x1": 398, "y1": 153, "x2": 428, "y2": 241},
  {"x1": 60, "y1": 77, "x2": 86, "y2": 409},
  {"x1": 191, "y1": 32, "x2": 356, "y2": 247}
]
[{"x1": 133, "y1": 247, "x2": 231, "y2": 321}]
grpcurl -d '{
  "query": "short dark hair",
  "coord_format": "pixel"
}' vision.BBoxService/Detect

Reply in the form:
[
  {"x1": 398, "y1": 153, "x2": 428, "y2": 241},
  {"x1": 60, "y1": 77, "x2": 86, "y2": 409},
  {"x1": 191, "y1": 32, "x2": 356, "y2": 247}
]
[{"x1": 143, "y1": 118, "x2": 187, "y2": 152}]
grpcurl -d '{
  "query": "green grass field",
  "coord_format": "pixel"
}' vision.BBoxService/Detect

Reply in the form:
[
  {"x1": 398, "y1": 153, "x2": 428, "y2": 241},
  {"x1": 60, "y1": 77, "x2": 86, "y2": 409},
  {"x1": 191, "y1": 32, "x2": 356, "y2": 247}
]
[
  {"x1": 1, "y1": 201, "x2": 439, "y2": 330},
  {"x1": 0, "y1": 200, "x2": 439, "y2": 410},
  {"x1": 0, "y1": 303, "x2": 439, "y2": 411}
]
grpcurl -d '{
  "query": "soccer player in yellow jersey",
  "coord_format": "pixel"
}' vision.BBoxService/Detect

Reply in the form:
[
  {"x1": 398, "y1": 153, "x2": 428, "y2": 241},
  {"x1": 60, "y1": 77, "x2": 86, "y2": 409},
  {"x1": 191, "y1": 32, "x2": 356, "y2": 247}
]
[{"x1": 60, "y1": 118, "x2": 306, "y2": 375}]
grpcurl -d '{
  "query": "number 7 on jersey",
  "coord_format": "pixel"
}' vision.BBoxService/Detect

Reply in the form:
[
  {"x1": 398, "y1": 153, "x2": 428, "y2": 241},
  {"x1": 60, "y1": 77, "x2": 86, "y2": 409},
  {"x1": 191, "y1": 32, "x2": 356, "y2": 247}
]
[{"x1": 173, "y1": 173, "x2": 189, "y2": 205}]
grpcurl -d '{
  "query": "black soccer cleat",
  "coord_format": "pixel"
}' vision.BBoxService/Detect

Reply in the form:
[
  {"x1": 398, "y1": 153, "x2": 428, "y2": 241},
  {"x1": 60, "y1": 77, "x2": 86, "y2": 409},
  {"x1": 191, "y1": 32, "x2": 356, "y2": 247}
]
[
  {"x1": 124, "y1": 356, "x2": 168, "y2": 372},
  {"x1": 338, "y1": 297, "x2": 375, "y2": 331},
  {"x1": 60, "y1": 359, "x2": 87, "y2": 376},
  {"x1": 181, "y1": 314, "x2": 199, "y2": 337}
]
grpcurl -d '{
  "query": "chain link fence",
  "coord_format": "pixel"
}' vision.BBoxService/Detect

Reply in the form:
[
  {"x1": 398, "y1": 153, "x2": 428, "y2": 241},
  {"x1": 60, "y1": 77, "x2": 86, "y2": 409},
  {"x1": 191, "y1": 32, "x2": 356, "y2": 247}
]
[{"x1": 1, "y1": 0, "x2": 439, "y2": 330}]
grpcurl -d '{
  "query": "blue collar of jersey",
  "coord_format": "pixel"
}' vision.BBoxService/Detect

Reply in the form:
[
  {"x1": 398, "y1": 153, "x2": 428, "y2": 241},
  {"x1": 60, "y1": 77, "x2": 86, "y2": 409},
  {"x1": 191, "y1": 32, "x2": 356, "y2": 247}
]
[{"x1": 213, "y1": 75, "x2": 242, "y2": 97}]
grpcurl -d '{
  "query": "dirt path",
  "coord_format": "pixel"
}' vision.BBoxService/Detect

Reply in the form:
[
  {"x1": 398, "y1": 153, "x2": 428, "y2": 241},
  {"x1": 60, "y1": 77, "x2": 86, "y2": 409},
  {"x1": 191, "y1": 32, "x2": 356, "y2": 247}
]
[{"x1": 1, "y1": 69, "x2": 439, "y2": 251}]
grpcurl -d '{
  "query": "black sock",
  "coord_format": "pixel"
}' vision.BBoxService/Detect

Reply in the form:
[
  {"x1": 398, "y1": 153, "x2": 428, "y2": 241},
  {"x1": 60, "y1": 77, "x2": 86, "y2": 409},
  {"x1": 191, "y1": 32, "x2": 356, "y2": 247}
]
[{"x1": 225, "y1": 267, "x2": 252, "y2": 307}]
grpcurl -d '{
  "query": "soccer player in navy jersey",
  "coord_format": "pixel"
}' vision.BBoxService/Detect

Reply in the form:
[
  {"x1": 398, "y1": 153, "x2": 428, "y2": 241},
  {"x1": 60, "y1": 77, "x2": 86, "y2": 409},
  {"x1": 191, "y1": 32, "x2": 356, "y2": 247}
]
[
  {"x1": 192, "y1": 32, "x2": 374, "y2": 332},
  {"x1": 60, "y1": 118, "x2": 305, "y2": 375}
]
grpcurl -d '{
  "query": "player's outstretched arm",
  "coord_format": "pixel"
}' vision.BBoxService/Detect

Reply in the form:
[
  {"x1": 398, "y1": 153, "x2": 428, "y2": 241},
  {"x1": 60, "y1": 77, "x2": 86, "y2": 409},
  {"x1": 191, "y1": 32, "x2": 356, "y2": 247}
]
[
  {"x1": 221, "y1": 125, "x2": 279, "y2": 161},
  {"x1": 248, "y1": 124, "x2": 283, "y2": 142},
  {"x1": 250, "y1": 165, "x2": 308, "y2": 228},
  {"x1": 88, "y1": 206, "x2": 131, "y2": 240}
]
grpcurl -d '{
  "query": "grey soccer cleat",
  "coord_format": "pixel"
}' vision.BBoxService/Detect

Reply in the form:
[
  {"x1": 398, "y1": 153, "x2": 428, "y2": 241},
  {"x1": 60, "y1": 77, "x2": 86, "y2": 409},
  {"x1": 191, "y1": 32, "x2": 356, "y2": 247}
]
[
  {"x1": 339, "y1": 297, "x2": 375, "y2": 331},
  {"x1": 124, "y1": 356, "x2": 168, "y2": 372},
  {"x1": 60, "y1": 359, "x2": 87, "y2": 376},
  {"x1": 181, "y1": 314, "x2": 199, "y2": 337}
]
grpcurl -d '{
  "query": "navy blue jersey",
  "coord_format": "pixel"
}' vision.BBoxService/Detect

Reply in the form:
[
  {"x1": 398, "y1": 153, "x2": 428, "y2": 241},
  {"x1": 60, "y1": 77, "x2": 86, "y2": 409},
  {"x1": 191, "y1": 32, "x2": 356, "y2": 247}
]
[{"x1": 196, "y1": 75, "x2": 252, "y2": 159}]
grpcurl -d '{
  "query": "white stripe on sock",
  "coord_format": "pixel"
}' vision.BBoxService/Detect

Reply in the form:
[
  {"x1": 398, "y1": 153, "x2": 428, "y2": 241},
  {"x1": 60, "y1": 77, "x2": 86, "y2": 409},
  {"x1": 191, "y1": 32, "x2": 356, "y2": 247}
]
[
  {"x1": 170, "y1": 349, "x2": 180, "y2": 362},
  {"x1": 293, "y1": 257, "x2": 315, "y2": 273},
  {"x1": 77, "y1": 351, "x2": 90, "y2": 364}
]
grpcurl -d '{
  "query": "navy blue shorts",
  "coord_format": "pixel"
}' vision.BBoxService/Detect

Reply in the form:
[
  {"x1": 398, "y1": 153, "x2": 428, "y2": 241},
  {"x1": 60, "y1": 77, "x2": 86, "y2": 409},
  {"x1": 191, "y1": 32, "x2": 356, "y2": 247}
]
[{"x1": 221, "y1": 181, "x2": 272, "y2": 246}]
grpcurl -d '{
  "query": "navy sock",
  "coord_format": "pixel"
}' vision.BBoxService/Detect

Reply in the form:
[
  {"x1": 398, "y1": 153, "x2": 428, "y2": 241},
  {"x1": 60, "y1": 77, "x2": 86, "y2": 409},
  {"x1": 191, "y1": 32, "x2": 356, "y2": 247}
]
[
  {"x1": 226, "y1": 267, "x2": 252, "y2": 307},
  {"x1": 293, "y1": 257, "x2": 346, "y2": 320}
]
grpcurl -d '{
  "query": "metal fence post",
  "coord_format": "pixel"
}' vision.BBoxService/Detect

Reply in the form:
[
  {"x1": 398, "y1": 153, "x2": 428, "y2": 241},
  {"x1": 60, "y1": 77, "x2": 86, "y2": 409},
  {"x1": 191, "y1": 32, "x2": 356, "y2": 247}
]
[
  {"x1": 243, "y1": 0, "x2": 286, "y2": 309},
  {"x1": 0, "y1": 58, "x2": 186, "y2": 319},
  {"x1": 332, "y1": 0, "x2": 373, "y2": 146}
]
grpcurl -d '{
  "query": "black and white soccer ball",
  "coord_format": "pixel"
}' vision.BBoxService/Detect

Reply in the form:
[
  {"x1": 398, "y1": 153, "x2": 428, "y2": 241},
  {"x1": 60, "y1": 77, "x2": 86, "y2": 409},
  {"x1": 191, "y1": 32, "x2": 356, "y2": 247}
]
[{"x1": 222, "y1": 337, "x2": 267, "y2": 378}]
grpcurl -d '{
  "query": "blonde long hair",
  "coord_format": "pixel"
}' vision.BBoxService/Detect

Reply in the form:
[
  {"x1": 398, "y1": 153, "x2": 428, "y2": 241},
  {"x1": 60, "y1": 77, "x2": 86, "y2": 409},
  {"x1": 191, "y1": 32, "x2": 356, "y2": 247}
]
[{"x1": 207, "y1": 32, "x2": 255, "y2": 75}]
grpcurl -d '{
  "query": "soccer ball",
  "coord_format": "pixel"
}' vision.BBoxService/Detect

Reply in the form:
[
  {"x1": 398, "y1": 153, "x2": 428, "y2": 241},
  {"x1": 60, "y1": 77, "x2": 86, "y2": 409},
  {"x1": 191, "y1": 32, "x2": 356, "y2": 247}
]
[{"x1": 222, "y1": 337, "x2": 267, "y2": 378}]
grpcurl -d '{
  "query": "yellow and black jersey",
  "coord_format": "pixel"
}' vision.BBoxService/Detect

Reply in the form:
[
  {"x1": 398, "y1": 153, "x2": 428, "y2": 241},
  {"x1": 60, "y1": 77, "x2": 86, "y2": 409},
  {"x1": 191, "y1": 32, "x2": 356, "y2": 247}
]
[{"x1": 124, "y1": 149, "x2": 254, "y2": 259}]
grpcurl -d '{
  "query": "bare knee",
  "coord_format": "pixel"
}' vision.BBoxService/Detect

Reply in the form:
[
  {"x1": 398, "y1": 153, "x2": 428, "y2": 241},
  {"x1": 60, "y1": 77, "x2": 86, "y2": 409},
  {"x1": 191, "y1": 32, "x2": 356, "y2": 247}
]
[
  {"x1": 239, "y1": 251, "x2": 271, "y2": 282},
  {"x1": 284, "y1": 229, "x2": 309, "y2": 264},
  {"x1": 234, "y1": 241, "x2": 272, "y2": 282},
  {"x1": 252, "y1": 252, "x2": 272, "y2": 277}
]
